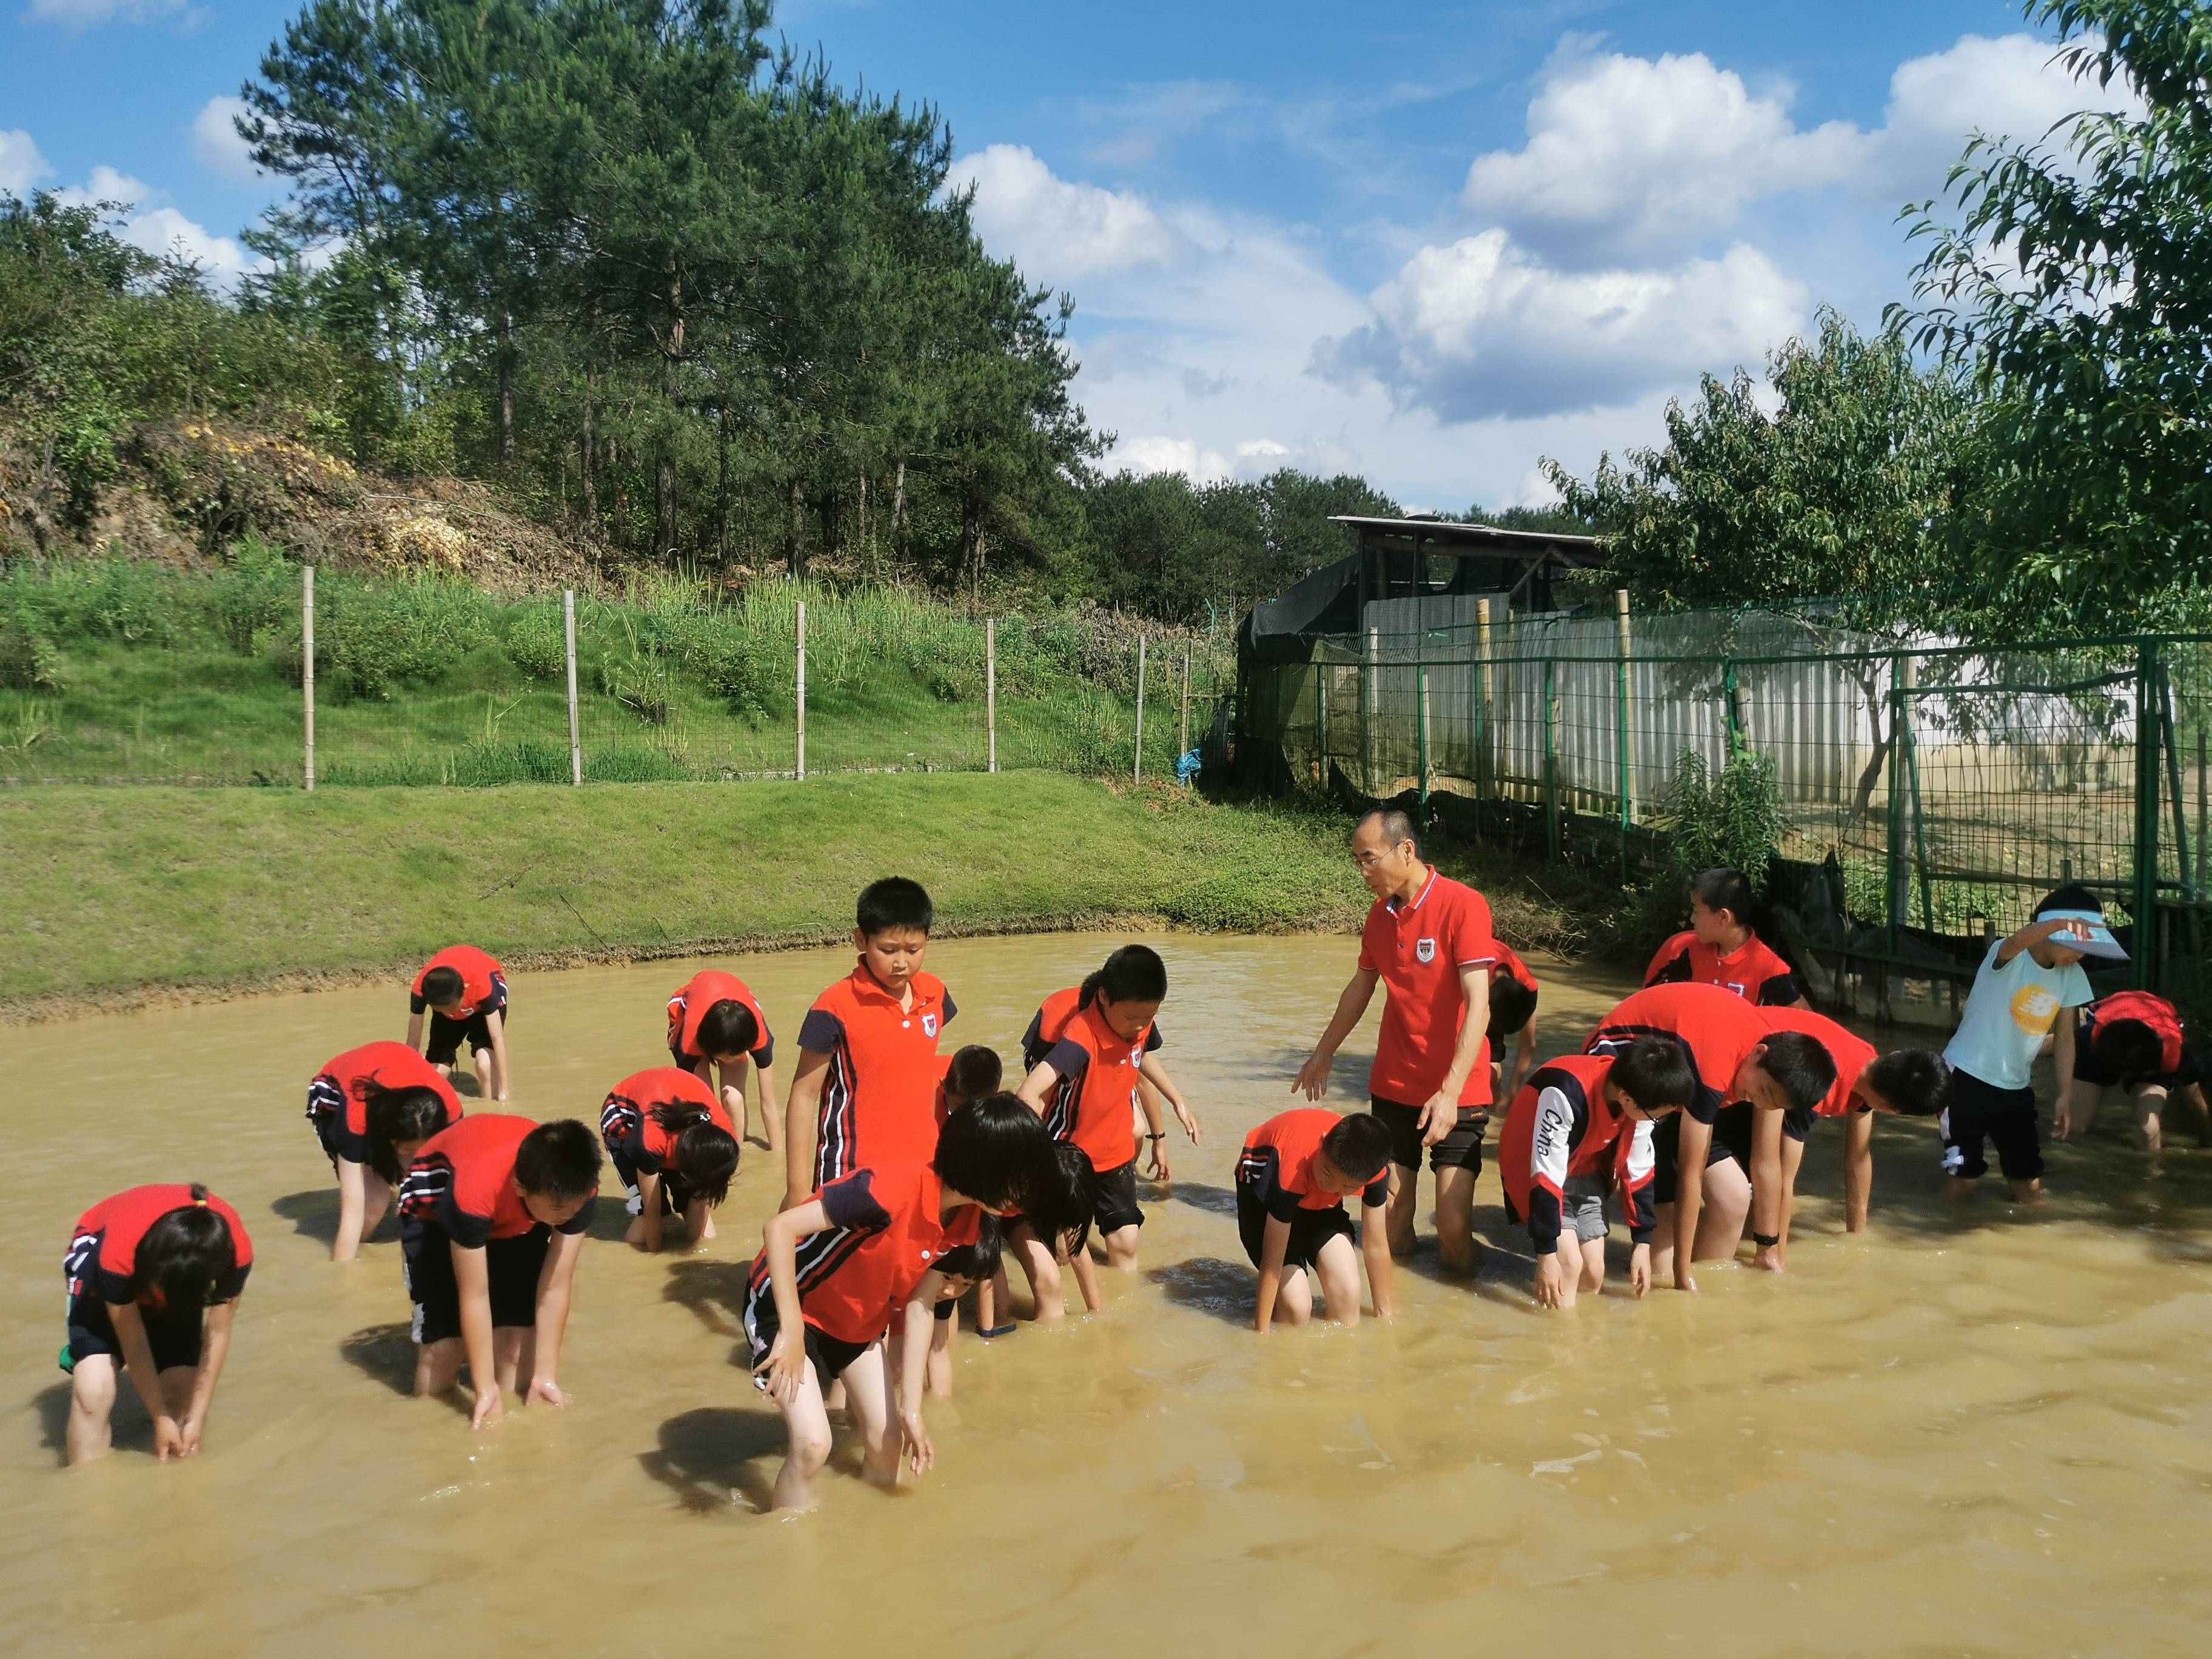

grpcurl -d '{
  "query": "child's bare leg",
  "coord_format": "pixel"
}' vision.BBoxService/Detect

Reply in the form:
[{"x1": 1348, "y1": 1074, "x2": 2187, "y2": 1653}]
[
  {"x1": 1101, "y1": 1223, "x2": 1141, "y2": 1272},
  {"x1": 1695, "y1": 1161, "x2": 1752, "y2": 1261},
  {"x1": 65, "y1": 1354, "x2": 119, "y2": 1465},
  {"x1": 1577, "y1": 1236, "x2": 1607, "y2": 1296},
  {"x1": 415, "y1": 1336, "x2": 464, "y2": 1397},
  {"x1": 495, "y1": 1327, "x2": 528, "y2": 1394},
  {"x1": 472, "y1": 1043, "x2": 497, "y2": 1097},
  {"x1": 1013, "y1": 1228, "x2": 1065, "y2": 1320},
  {"x1": 1384, "y1": 1162, "x2": 1419, "y2": 1258},
  {"x1": 927, "y1": 1310, "x2": 954, "y2": 1397},
  {"x1": 975, "y1": 1271, "x2": 1005, "y2": 1333},
  {"x1": 2134, "y1": 1084, "x2": 2168, "y2": 1153},
  {"x1": 685, "y1": 1197, "x2": 715, "y2": 1244},
  {"x1": 1649, "y1": 1201, "x2": 1677, "y2": 1282},
  {"x1": 623, "y1": 1212, "x2": 647, "y2": 1245},
  {"x1": 1273, "y1": 1263, "x2": 1315, "y2": 1326},
  {"x1": 1434, "y1": 1165, "x2": 1479, "y2": 1275},
  {"x1": 1313, "y1": 1235, "x2": 1364, "y2": 1326},
  {"x1": 361, "y1": 1173, "x2": 395, "y2": 1240},
  {"x1": 842, "y1": 1344, "x2": 900, "y2": 1490},
  {"x1": 1068, "y1": 1246, "x2": 1105, "y2": 1312},
  {"x1": 769, "y1": 1362, "x2": 834, "y2": 1514}
]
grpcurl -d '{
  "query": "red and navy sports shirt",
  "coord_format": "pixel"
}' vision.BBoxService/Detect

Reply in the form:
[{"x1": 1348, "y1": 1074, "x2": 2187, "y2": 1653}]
[
  {"x1": 1358, "y1": 870, "x2": 1500, "y2": 1108},
  {"x1": 666, "y1": 970, "x2": 776, "y2": 1067},
  {"x1": 1022, "y1": 985, "x2": 1164, "y2": 1073},
  {"x1": 1757, "y1": 1007, "x2": 1876, "y2": 1136},
  {"x1": 1583, "y1": 983, "x2": 1772, "y2": 1125},
  {"x1": 409, "y1": 945, "x2": 507, "y2": 1019},
  {"x1": 399, "y1": 1114, "x2": 597, "y2": 1247},
  {"x1": 798, "y1": 960, "x2": 956, "y2": 1185},
  {"x1": 1499, "y1": 1055, "x2": 1656, "y2": 1251},
  {"x1": 1040, "y1": 1002, "x2": 1154, "y2": 1173},
  {"x1": 1236, "y1": 1109, "x2": 1389, "y2": 1219},
  {"x1": 1644, "y1": 931, "x2": 1800, "y2": 1007},
  {"x1": 308, "y1": 1041, "x2": 464, "y2": 1164},
  {"x1": 2082, "y1": 990, "x2": 2188, "y2": 1079},
  {"x1": 66, "y1": 1185, "x2": 255, "y2": 1307},
  {"x1": 746, "y1": 1161, "x2": 983, "y2": 1346},
  {"x1": 600, "y1": 1067, "x2": 734, "y2": 1174}
]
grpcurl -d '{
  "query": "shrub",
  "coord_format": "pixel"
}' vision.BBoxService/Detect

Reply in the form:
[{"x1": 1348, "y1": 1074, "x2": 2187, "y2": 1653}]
[
  {"x1": 504, "y1": 600, "x2": 569, "y2": 682},
  {"x1": 0, "y1": 612, "x2": 68, "y2": 691},
  {"x1": 207, "y1": 535, "x2": 297, "y2": 655}
]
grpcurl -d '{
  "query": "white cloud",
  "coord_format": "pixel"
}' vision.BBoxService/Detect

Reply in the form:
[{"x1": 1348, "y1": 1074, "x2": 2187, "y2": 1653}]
[
  {"x1": 948, "y1": 144, "x2": 1184, "y2": 281},
  {"x1": 1318, "y1": 231, "x2": 1807, "y2": 423},
  {"x1": 27, "y1": 0, "x2": 185, "y2": 25},
  {"x1": 54, "y1": 165, "x2": 257, "y2": 281},
  {"x1": 1113, "y1": 435, "x2": 1234, "y2": 484},
  {"x1": 0, "y1": 129, "x2": 53, "y2": 196},
  {"x1": 190, "y1": 96, "x2": 260, "y2": 185}
]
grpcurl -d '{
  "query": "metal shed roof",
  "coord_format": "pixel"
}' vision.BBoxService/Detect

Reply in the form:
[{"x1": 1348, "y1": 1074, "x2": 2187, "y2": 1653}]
[{"x1": 1326, "y1": 515, "x2": 1604, "y2": 562}]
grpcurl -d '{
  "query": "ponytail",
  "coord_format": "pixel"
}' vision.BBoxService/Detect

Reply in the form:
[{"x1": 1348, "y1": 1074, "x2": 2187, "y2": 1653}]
[
  {"x1": 1076, "y1": 944, "x2": 1168, "y2": 1012},
  {"x1": 652, "y1": 1100, "x2": 739, "y2": 1208},
  {"x1": 133, "y1": 1186, "x2": 238, "y2": 1314}
]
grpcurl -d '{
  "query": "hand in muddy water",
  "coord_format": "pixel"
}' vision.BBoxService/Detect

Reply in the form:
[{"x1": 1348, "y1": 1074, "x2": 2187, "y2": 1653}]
[
  {"x1": 525, "y1": 1377, "x2": 567, "y2": 1409},
  {"x1": 1629, "y1": 1247, "x2": 1651, "y2": 1298},
  {"x1": 472, "y1": 1390, "x2": 505, "y2": 1430},
  {"x1": 899, "y1": 1409, "x2": 933, "y2": 1474},
  {"x1": 153, "y1": 1414, "x2": 186, "y2": 1462},
  {"x1": 1534, "y1": 1253, "x2": 1567, "y2": 1309}
]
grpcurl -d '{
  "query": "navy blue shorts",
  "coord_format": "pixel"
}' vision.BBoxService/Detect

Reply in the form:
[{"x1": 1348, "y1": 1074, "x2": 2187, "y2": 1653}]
[{"x1": 64, "y1": 1295, "x2": 203, "y2": 1374}]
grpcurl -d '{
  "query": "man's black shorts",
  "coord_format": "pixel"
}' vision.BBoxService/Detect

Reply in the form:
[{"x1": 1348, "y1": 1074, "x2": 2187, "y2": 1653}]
[
  {"x1": 1941, "y1": 1069, "x2": 2042, "y2": 1183},
  {"x1": 425, "y1": 1002, "x2": 507, "y2": 1067},
  {"x1": 1649, "y1": 1111, "x2": 1742, "y2": 1206},
  {"x1": 403, "y1": 1223, "x2": 548, "y2": 1345},
  {"x1": 1235, "y1": 1185, "x2": 1356, "y2": 1272},
  {"x1": 2073, "y1": 1042, "x2": 2205, "y2": 1096},
  {"x1": 1370, "y1": 1098, "x2": 1487, "y2": 1175},
  {"x1": 63, "y1": 1295, "x2": 203, "y2": 1373},
  {"x1": 1088, "y1": 1159, "x2": 1145, "y2": 1234},
  {"x1": 743, "y1": 1285, "x2": 873, "y2": 1389}
]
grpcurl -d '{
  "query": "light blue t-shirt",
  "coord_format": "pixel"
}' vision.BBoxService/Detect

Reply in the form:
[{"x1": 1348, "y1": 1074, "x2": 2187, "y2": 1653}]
[{"x1": 1943, "y1": 939, "x2": 2094, "y2": 1090}]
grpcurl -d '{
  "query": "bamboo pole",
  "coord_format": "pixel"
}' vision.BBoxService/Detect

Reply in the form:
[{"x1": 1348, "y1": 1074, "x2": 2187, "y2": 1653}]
[
  {"x1": 564, "y1": 589, "x2": 581, "y2": 786},
  {"x1": 986, "y1": 617, "x2": 998, "y2": 774},
  {"x1": 796, "y1": 600, "x2": 808, "y2": 781},
  {"x1": 1362, "y1": 625, "x2": 1379, "y2": 799},
  {"x1": 1179, "y1": 651, "x2": 1191, "y2": 761},
  {"x1": 301, "y1": 566, "x2": 315, "y2": 791},
  {"x1": 1133, "y1": 634, "x2": 1148, "y2": 786}
]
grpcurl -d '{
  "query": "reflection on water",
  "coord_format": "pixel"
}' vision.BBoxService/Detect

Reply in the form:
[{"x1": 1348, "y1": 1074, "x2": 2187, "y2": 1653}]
[{"x1": 5, "y1": 934, "x2": 2211, "y2": 1656}]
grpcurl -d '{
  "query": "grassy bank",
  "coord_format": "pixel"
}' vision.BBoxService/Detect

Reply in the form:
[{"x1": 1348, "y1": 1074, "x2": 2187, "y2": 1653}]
[{"x1": 0, "y1": 774, "x2": 1376, "y2": 1014}]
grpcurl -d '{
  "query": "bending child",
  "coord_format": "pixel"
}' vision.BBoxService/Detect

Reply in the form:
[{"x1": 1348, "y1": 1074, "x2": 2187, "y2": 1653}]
[
  {"x1": 307, "y1": 1039, "x2": 463, "y2": 1261},
  {"x1": 600, "y1": 1067, "x2": 741, "y2": 1252},
  {"x1": 2058, "y1": 990, "x2": 2208, "y2": 1152},
  {"x1": 406, "y1": 945, "x2": 511, "y2": 1104},
  {"x1": 666, "y1": 969, "x2": 780, "y2": 1153},
  {"x1": 1235, "y1": 1110, "x2": 1394, "y2": 1332},
  {"x1": 1489, "y1": 944, "x2": 1541, "y2": 1104}
]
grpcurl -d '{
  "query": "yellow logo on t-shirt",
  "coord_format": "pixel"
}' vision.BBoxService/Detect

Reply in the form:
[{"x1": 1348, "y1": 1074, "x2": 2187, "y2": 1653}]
[{"x1": 2011, "y1": 985, "x2": 2061, "y2": 1035}]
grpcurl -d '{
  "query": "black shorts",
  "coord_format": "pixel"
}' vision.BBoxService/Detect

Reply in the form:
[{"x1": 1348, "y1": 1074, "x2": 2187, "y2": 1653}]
[
  {"x1": 425, "y1": 1002, "x2": 506, "y2": 1067},
  {"x1": 2073, "y1": 1043, "x2": 2205, "y2": 1096},
  {"x1": 1942, "y1": 1070, "x2": 2042, "y2": 1182},
  {"x1": 1089, "y1": 1160, "x2": 1145, "y2": 1234},
  {"x1": 1370, "y1": 1097, "x2": 1487, "y2": 1174},
  {"x1": 403, "y1": 1223, "x2": 548, "y2": 1345},
  {"x1": 1235, "y1": 1185, "x2": 1356, "y2": 1272},
  {"x1": 742, "y1": 1283, "x2": 873, "y2": 1388},
  {"x1": 610, "y1": 1151, "x2": 699, "y2": 1215},
  {"x1": 310, "y1": 1106, "x2": 344, "y2": 1165},
  {"x1": 931, "y1": 1296, "x2": 959, "y2": 1323},
  {"x1": 62, "y1": 1295, "x2": 203, "y2": 1374},
  {"x1": 1649, "y1": 1111, "x2": 1742, "y2": 1206}
]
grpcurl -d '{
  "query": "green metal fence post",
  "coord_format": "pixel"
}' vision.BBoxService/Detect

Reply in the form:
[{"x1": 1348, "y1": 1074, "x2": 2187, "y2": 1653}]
[
  {"x1": 1884, "y1": 654, "x2": 1907, "y2": 1011},
  {"x1": 1313, "y1": 656, "x2": 1328, "y2": 792},
  {"x1": 1473, "y1": 599, "x2": 1491, "y2": 840},
  {"x1": 1723, "y1": 657, "x2": 1742, "y2": 763},
  {"x1": 1543, "y1": 657, "x2": 1560, "y2": 863},
  {"x1": 2161, "y1": 665, "x2": 2190, "y2": 900},
  {"x1": 2134, "y1": 637, "x2": 2163, "y2": 990}
]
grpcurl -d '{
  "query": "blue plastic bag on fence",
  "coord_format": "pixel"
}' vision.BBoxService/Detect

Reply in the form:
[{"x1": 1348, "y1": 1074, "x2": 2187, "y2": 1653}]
[{"x1": 1175, "y1": 746, "x2": 1203, "y2": 788}]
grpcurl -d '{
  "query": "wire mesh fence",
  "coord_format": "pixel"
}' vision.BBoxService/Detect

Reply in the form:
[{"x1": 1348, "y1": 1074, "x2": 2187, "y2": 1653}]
[
  {"x1": 0, "y1": 556, "x2": 1234, "y2": 789},
  {"x1": 1240, "y1": 603, "x2": 2212, "y2": 1002}
]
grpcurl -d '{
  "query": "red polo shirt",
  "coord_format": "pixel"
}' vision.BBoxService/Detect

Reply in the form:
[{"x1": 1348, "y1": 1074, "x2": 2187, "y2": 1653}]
[
  {"x1": 400, "y1": 1114, "x2": 598, "y2": 1247},
  {"x1": 409, "y1": 945, "x2": 506, "y2": 1018},
  {"x1": 67, "y1": 1185, "x2": 255, "y2": 1308},
  {"x1": 308, "y1": 1040, "x2": 464, "y2": 1164},
  {"x1": 666, "y1": 970, "x2": 776, "y2": 1067},
  {"x1": 1039, "y1": 1002, "x2": 1155, "y2": 1173},
  {"x1": 2083, "y1": 990, "x2": 2187, "y2": 1076},
  {"x1": 1644, "y1": 931, "x2": 1800, "y2": 1007},
  {"x1": 600, "y1": 1066, "x2": 736, "y2": 1174},
  {"x1": 798, "y1": 960, "x2": 956, "y2": 1185},
  {"x1": 1022, "y1": 984, "x2": 1165, "y2": 1073},
  {"x1": 1583, "y1": 983, "x2": 1772, "y2": 1124},
  {"x1": 1236, "y1": 1109, "x2": 1390, "y2": 1216},
  {"x1": 748, "y1": 1161, "x2": 984, "y2": 1346},
  {"x1": 1758, "y1": 1007, "x2": 1877, "y2": 1122},
  {"x1": 1358, "y1": 870, "x2": 1498, "y2": 1107},
  {"x1": 1499, "y1": 1054, "x2": 1657, "y2": 1250}
]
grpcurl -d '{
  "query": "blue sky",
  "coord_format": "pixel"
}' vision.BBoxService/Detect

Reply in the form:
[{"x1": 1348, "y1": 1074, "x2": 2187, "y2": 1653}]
[{"x1": 1, "y1": 0, "x2": 2124, "y2": 508}]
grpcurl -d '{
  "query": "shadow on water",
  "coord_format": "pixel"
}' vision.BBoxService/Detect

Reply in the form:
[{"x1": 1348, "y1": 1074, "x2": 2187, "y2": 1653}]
[
  {"x1": 1146, "y1": 1256, "x2": 1253, "y2": 1327},
  {"x1": 340, "y1": 1322, "x2": 419, "y2": 1398},
  {"x1": 585, "y1": 1201, "x2": 637, "y2": 1244},
  {"x1": 33, "y1": 1381, "x2": 70, "y2": 1458},
  {"x1": 1167, "y1": 1179, "x2": 1239, "y2": 1218},
  {"x1": 640, "y1": 1406, "x2": 785, "y2": 1515},
  {"x1": 271, "y1": 1188, "x2": 341, "y2": 1246},
  {"x1": 662, "y1": 1258, "x2": 754, "y2": 1369}
]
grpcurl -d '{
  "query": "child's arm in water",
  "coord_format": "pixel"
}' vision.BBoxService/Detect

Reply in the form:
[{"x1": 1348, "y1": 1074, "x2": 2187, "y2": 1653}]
[
  {"x1": 107, "y1": 1299, "x2": 186, "y2": 1460},
  {"x1": 333, "y1": 1157, "x2": 372, "y2": 1262},
  {"x1": 1360, "y1": 1193, "x2": 1393, "y2": 1320},
  {"x1": 453, "y1": 1242, "x2": 502, "y2": 1428},
  {"x1": 1253, "y1": 1213, "x2": 1294, "y2": 1333},
  {"x1": 1749, "y1": 1108, "x2": 1790, "y2": 1272},
  {"x1": 1067, "y1": 1241, "x2": 1104, "y2": 1312},
  {"x1": 897, "y1": 1272, "x2": 945, "y2": 1476},
  {"x1": 1506, "y1": 1016, "x2": 1538, "y2": 1102},
  {"x1": 1843, "y1": 1108, "x2": 1875, "y2": 1233},
  {"x1": 525, "y1": 1230, "x2": 586, "y2": 1408},
  {"x1": 753, "y1": 1200, "x2": 830, "y2": 1401},
  {"x1": 748, "y1": 1059, "x2": 783, "y2": 1153},
  {"x1": 2052, "y1": 1007, "x2": 2080, "y2": 1124},
  {"x1": 482, "y1": 1008, "x2": 510, "y2": 1104},
  {"x1": 1139, "y1": 1052, "x2": 1200, "y2": 1144},
  {"x1": 1293, "y1": 970, "x2": 1381, "y2": 1099},
  {"x1": 781, "y1": 1051, "x2": 831, "y2": 1211},
  {"x1": 405, "y1": 1008, "x2": 426, "y2": 1053},
  {"x1": 178, "y1": 1296, "x2": 239, "y2": 1456}
]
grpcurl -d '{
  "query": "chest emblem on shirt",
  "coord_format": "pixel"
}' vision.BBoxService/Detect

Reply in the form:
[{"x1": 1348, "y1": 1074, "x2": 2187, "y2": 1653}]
[
  {"x1": 1415, "y1": 937, "x2": 1436, "y2": 964},
  {"x1": 922, "y1": 1012, "x2": 939, "y2": 1038}
]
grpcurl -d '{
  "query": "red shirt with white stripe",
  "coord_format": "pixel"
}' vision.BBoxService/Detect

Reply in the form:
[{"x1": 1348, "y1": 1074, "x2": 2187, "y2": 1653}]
[{"x1": 1358, "y1": 869, "x2": 1498, "y2": 1107}]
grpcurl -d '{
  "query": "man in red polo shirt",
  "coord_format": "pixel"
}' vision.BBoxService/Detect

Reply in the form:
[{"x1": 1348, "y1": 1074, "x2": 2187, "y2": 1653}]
[{"x1": 1293, "y1": 809, "x2": 1495, "y2": 1273}]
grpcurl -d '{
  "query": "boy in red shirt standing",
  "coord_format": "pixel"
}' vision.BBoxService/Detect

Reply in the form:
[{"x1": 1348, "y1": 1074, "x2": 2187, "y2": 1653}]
[
  {"x1": 1235, "y1": 1109, "x2": 1395, "y2": 1332},
  {"x1": 782, "y1": 879, "x2": 954, "y2": 1209},
  {"x1": 666, "y1": 968, "x2": 780, "y2": 1153},
  {"x1": 1293, "y1": 809, "x2": 1496, "y2": 1273},
  {"x1": 406, "y1": 944, "x2": 511, "y2": 1104},
  {"x1": 397, "y1": 1114, "x2": 600, "y2": 1429}
]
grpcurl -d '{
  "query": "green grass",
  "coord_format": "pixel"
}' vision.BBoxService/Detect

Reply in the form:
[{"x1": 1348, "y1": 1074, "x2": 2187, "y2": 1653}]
[{"x1": 0, "y1": 774, "x2": 1373, "y2": 1008}]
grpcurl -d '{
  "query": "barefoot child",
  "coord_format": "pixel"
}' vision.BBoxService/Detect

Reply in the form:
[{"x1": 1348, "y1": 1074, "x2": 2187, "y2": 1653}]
[
  {"x1": 397, "y1": 1114, "x2": 600, "y2": 1429},
  {"x1": 1235, "y1": 1110, "x2": 1394, "y2": 1332},
  {"x1": 406, "y1": 945, "x2": 511, "y2": 1104},
  {"x1": 600, "y1": 1067, "x2": 741, "y2": 1252},
  {"x1": 747, "y1": 1093, "x2": 1071, "y2": 1513},
  {"x1": 667, "y1": 969, "x2": 780, "y2": 1153},
  {"x1": 1016, "y1": 946, "x2": 1198, "y2": 1306},
  {"x1": 1489, "y1": 943, "x2": 1541, "y2": 1104},
  {"x1": 309, "y1": 1041, "x2": 464, "y2": 1262},
  {"x1": 62, "y1": 1184, "x2": 252, "y2": 1464},
  {"x1": 937, "y1": 1045, "x2": 1016, "y2": 1336},
  {"x1": 1645, "y1": 868, "x2": 1805, "y2": 1007},
  {"x1": 783, "y1": 878, "x2": 954, "y2": 1207},
  {"x1": 2059, "y1": 990, "x2": 2207, "y2": 1152},
  {"x1": 1500, "y1": 1041, "x2": 1697, "y2": 1308},
  {"x1": 1940, "y1": 885, "x2": 2118, "y2": 1203}
]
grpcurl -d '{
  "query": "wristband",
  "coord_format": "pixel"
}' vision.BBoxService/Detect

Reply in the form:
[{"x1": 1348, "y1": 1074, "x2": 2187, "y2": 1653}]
[
  {"x1": 1145, "y1": 1132, "x2": 1166, "y2": 1141},
  {"x1": 1752, "y1": 1231, "x2": 1780, "y2": 1248}
]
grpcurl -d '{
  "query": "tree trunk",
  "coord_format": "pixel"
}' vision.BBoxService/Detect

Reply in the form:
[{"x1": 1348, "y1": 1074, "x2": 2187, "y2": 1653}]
[
  {"x1": 580, "y1": 389, "x2": 598, "y2": 523},
  {"x1": 817, "y1": 488, "x2": 837, "y2": 569},
  {"x1": 787, "y1": 478, "x2": 805, "y2": 579},
  {"x1": 655, "y1": 276, "x2": 684, "y2": 561},
  {"x1": 714, "y1": 404, "x2": 731, "y2": 565},
  {"x1": 973, "y1": 525, "x2": 987, "y2": 610},
  {"x1": 891, "y1": 461, "x2": 908, "y2": 560},
  {"x1": 497, "y1": 308, "x2": 515, "y2": 463},
  {"x1": 858, "y1": 473, "x2": 870, "y2": 578}
]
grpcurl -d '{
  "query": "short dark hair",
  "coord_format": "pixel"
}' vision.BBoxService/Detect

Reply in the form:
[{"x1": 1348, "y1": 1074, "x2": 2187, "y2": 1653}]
[
  {"x1": 934, "y1": 1091, "x2": 1056, "y2": 1215},
  {"x1": 1752, "y1": 1031, "x2": 1837, "y2": 1114},
  {"x1": 420, "y1": 965, "x2": 466, "y2": 1006},
  {"x1": 2092, "y1": 1018, "x2": 2165, "y2": 1081},
  {"x1": 945, "y1": 1045, "x2": 1004, "y2": 1105},
  {"x1": 1486, "y1": 975, "x2": 1538, "y2": 1039},
  {"x1": 133, "y1": 1186, "x2": 238, "y2": 1315},
  {"x1": 1079, "y1": 943, "x2": 1168, "y2": 1010},
  {"x1": 649, "y1": 1100, "x2": 740, "y2": 1207},
  {"x1": 514, "y1": 1119, "x2": 603, "y2": 1204},
  {"x1": 2035, "y1": 882, "x2": 2105, "y2": 919},
  {"x1": 935, "y1": 1213, "x2": 1004, "y2": 1288},
  {"x1": 1358, "y1": 808, "x2": 1419, "y2": 855},
  {"x1": 1866, "y1": 1048, "x2": 1951, "y2": 1117},
  {"x1": 1689, "y1": 868, "x2": 1757, "y2": 923},
  {"x1": 360, "y1": 1081, "x2": 458, "y2": 1185},
  {"x1": 694, "y1": 999, "x2": 759, "y2": 1059},
  {"x1": 1322, "y1": 1113, "x2": 1393, "y2": 1184},
  {"x1": 857, "y1": 877, "x2": 934, "y2": 937},
  {"x1": 1608, "y1": 1037, "x2": 1699, "y2": 1115}
]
